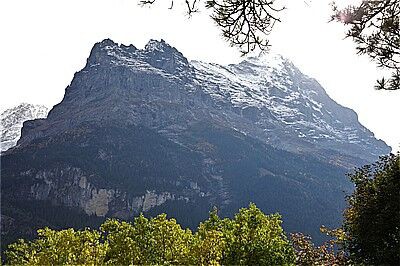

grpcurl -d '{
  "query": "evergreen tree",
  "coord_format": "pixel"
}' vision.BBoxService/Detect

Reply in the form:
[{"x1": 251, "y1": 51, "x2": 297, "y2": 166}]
[
  {"x1": 332, "y1": 0, "x2": 399, "y2": 90},
  {"x1": 343, "y1": 153, "x2": 400, "y2": 265},
  {"x1": 139, "y1": 0, "x2": 284, "y2": 54}
]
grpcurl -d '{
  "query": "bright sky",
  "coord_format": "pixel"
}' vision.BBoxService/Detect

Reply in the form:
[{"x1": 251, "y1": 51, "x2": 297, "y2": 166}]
[{"x1": 0, "y1": 0, "x2": 399, "y2": 151}]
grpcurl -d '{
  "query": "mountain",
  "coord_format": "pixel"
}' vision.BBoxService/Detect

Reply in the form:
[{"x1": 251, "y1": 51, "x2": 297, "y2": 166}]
[
  {"x1": 1, "y1": 103, "x2": 48, "y2": 152},
  {"x1": 14, "y1": 39, "x2": 390, "y2": 163},
  {"x1": 193, "y1": 55, "x2": 390, "y2": 163},
  {"x1": 0, "y1": 39, "x2": 391, "y2": 247}
]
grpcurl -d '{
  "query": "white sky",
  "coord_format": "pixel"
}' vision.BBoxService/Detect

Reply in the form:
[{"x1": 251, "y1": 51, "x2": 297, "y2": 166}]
[{"x1": 0, "y1": 0, "x2": 399, "y2": 151}]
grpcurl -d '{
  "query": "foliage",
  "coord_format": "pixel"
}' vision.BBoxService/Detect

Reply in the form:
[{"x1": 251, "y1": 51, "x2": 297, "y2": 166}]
[
  {"x1": 332, "y1": 0, "x2": 400, "y2": 90},
  {"x1": 0, "y1": 199, "x2": 104, "y2": 254},
  {"x1": 4, "y1": 204, "x2": 296, "y2": 265},
  {"x1": 101, "y1": 214, "x2": 192, "y2": 264},
  {"x1": 196, "y1": 204, "x2": 295, "y2": 265},
  {"x1": 205, "y1": 0, "x2": 284, "y2": 55},
  {"x1": 291, "y1": 227, "x2": 348, "y2": 266},
  {"x1": 290, "y1": 153, "x2": 400, "y2": 265},
  {"x1": 5, "y1": 228, "x2": 107, "y2": 265},
  {"x1": 342, "y1": 153, "x2": 400, "y2": 265},
  {"x1": 139, "y1": 0, "x2": 284, "y2": 55}
]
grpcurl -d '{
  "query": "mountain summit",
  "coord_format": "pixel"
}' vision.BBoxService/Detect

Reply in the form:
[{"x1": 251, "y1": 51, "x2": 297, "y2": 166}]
[
  {"x1": 193, "y1": 53, "x2": 390, "y2": 162},
  {"x1": 17, "y1": 39, "x2": 390, "y2": 162},
  {"x1": 1, "y1": 39, "x2": 390, "y2": 246}
]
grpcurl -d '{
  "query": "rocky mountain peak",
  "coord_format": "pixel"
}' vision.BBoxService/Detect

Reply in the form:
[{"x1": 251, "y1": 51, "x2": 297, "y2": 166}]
[
  {"x1": 15, "y1": 38, "x2": 391, "y2": 162},
  {"x1": 1, "y1": 103, "x2": 48, "y2": 152},
  {"x1": 1, "y1": 39, "x2": 392, "y2": 245},
  {"x1": 85, "y1": 38, "x2": 190, "y2": 77},
  {"x1": 143, "y1": 39, "x2": 190, "y2": 74},
  {"x1": 97, "y1": 38, "x2": 117, "y2": 48},
  {"x1": 86, "y1": 39, "x2": 136, "y2": 66},
  {"x1": 247, "y1": 51, "x2": 287, "y2": 68},
  {"x1": 144, "y1": 39, "x2": 171, "y2": 52}
]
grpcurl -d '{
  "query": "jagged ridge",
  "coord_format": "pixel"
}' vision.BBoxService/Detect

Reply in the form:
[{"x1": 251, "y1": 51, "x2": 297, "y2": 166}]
[
  {"x1": 1, "y1": 103, "x2": 48, "y2": 152},
  {"x1": 0, "y1": 39, "x2": 391, "y2": 247},
  {"x1": 16, "y1": 39, "x2": 390, "y2": 162}
]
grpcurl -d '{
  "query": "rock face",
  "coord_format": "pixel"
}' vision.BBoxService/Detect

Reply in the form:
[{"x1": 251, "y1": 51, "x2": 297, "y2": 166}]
[
  {"x1": 0, "y1": 39, "x2": 391, "y2": 246},
  {"x1": 192, "y1": 56, "x2": 390, "y2": 162},
  {"x1": 1, "y1": 103, "x2": 48, "y2": 152},
  {"x1": 15, "y1": 39, "x2": 390, "y2": 162},
  {"x1": 22, "y1": 166, "x2": 174, "y2": 218}
]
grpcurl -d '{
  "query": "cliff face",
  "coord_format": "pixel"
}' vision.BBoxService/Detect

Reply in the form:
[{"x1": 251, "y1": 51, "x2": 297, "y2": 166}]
[
  {"x1": 28, "y1": 166, "x2": 175, "y2": 218},
  {"x1": 0, "y1": 39, "x2": 390, "y2": 245}
]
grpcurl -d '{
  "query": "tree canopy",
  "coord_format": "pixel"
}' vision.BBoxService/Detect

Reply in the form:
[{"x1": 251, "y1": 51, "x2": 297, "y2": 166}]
[
  {"x1": 343, "y1": 152, "x2": 400, "y2": 265},
  {"x1": 289, "y1": 153, "x2": 400, "y2": 265},
  {"x1": 290, "y1": 229, "x2": 347, "y2": 266},
  {"x1": 4, "y1": 204, "x2": 295, "y2": 265},
  {"x1": 332, "y1": 0, "x2": 399, "y2": 90}
]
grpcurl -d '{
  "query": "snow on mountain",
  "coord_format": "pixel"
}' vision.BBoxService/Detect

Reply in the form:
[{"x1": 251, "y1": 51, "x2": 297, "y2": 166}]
[
  {"x1": 1, "y1": 39, "x2": 390, "y2": 245},
  {"x1": 15, "y1": 39, "x2": 390, "y2": 163},
  {"x1": 191, "y1": 51, "x2": 390, "y2": 160},
  {"x1": 1, "y1": 103, "x2": 48, "y2": 152}
]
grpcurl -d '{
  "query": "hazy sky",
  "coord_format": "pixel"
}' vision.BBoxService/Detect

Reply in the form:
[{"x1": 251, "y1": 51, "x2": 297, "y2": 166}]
[{"x1": 0, "y1": 0, "x2": 399, "y2": 151}]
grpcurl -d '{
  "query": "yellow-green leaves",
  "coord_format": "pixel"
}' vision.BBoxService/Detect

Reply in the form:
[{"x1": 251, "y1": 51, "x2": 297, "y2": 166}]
[
  {"x1": 221, "y1": 203, "x2": 295, "y2": 265},
  {"x1": 6, "y1": 228, "x2": 107, "y2": 265},
  {"x1": 102, "y1": 214, "x2": 192, "y2": 265},
  {"x1": 5, "y1": 204, "x2": 296, "y2": 265}
]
